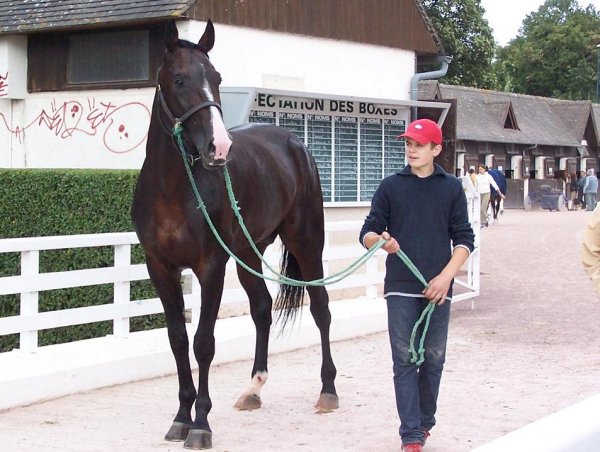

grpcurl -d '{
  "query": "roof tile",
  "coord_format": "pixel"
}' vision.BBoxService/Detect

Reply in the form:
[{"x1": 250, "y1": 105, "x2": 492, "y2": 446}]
[
  {"x1": 420, "y1": 82, "x2": 594, "y2": 147},
  {"x1": 0, "y1": 0, "x2": 195, "y2": 34}
]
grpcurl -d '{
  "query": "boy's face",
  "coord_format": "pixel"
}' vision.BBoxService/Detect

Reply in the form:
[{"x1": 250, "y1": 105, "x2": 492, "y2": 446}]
[{"x1": 405, "y1": 138, "x2": 442, "y2": 173}]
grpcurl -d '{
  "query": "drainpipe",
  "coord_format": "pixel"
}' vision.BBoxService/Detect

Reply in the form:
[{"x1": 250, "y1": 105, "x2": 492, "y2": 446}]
[{"x1": 409, "y1": 54, "x2": 452, "y2": 121}]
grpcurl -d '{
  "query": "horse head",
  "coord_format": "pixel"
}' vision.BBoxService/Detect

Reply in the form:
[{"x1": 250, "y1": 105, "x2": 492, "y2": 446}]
[{"x1": 157, "y1": 20, "x2": 232, "y2": 168}]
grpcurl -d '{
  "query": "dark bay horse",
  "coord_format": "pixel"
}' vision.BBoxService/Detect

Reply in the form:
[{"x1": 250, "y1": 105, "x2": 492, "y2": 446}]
[
  {"x1": 488, "y1": 168, "x2": 507, "y2": 220},
  {"x1": 131, "y1": 20, "x2": 338, "y2": 449}
]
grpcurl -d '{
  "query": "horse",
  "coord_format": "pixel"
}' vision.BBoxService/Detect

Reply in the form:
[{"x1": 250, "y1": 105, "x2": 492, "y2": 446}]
[
  {"x1": 487, "y1": 168, "x2": 507, "y2": 221},
  {"x1": 131, "y1": 20, "x2": 338, "y2": 449}
]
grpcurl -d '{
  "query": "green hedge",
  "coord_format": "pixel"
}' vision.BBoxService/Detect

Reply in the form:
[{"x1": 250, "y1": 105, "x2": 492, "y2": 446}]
[{"x1": 0, "y1": 169, "x2": 164, "y2": 352}]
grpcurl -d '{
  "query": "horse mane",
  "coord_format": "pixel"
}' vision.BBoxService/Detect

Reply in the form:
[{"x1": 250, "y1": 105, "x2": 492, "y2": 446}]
[{"x1": 175, "y1": 39, "x2": 210, "y2": 57}]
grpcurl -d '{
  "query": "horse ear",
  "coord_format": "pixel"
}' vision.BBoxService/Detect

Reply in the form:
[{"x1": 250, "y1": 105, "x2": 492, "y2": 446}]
[
  {"x1": 165, "y1": 20, "x2": 179, "y2": 52},
  {"x1": 198, "y1": 19, "x2": 215, "y2": 54}
]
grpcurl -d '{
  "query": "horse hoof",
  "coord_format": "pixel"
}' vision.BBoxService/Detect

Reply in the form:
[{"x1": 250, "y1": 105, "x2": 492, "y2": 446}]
[
  {"x1": 164, "y1": 421, "x2": 191, "y2": 442},
  {"x1": 315, "y1": 392, "x2": 339, "y2": 413},
  {"x1": 234, "y1": 393, "x2": 262, "y2": 410},
  {"x1": 184, "y1": 429, "x2": 212, "y2": 450}
]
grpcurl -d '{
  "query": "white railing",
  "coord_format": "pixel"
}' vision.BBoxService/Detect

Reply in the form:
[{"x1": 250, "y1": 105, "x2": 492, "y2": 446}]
[
  {"x1": 0, "y1": 218, "x2": 479, "y2": 355},
  {"x1": 454, "y1": 191, "x2": 481, "y2": 305}
]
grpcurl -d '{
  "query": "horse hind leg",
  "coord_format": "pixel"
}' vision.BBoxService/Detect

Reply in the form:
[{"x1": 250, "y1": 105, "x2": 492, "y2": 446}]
[
  {"x1": 278, "y1": 240, "x2": 338, "y2": 413},
  {"x1": 233, "y1": 247, "x2": 272, "y2": 411},
  {"x1": 307, "y1": 284, "x2": 339, "y2": 412}
]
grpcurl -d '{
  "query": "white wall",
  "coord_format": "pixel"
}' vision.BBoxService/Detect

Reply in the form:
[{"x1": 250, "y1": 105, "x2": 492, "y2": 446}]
[
  {"x1": 0, "y1": 99, "x2": 12, "y2": 167},
  {"x1": 2, "y1": 89, "x2": 153, "y2": 169},
  {"x1": 181, "y1": 21, "x2": 415, "y2": 101},
  {"x1": 0, "y1": 21, "x2": 416, "y2": 170}
]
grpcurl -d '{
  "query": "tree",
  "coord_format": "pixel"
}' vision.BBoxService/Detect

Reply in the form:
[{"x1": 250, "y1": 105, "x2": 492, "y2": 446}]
[
  {"x1": 493, "y1": 0, "x2": 600, "y2": 100},
  {"x1": 420, "y1": 0, "x2": 496, "y2": 89}
]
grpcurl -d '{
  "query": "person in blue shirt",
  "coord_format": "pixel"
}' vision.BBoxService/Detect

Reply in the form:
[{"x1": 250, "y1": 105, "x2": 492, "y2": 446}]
[
  {"x1": 583, "y1": 169, "x2": 598, "y2": 211},
  {"x1": 359, "y1": 119, "x2": 475, "y2": 452}
]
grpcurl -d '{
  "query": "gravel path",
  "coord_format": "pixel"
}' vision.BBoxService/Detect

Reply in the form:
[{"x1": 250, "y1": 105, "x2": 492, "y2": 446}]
[{"x1": 1, "y1": 209, "x2": 600, "y2": 451}]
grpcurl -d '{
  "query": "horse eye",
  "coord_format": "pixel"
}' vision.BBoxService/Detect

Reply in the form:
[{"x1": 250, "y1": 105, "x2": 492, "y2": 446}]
[{"x1": 174, "y1": 77, "x2": 184, "y2": 87}]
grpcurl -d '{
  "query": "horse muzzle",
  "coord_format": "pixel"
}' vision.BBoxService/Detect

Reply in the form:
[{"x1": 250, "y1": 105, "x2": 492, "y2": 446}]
[{"x1": 199, "y1": 138, "x2": 232, "y2": 169}]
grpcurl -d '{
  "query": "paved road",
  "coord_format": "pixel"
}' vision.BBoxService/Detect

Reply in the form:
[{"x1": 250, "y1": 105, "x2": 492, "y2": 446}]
[{"x1": 1, "y1": 210, "x2": 600, "y2": 451}]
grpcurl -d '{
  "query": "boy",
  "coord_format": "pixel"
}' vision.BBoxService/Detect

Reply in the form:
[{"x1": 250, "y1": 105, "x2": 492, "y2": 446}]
[{"x1": 359, "y1": 119, "x2": 474, "y2": 451}]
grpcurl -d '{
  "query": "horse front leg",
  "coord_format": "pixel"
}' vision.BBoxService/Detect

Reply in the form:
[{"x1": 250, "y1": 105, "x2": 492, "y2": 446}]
[
  {"x1": 145, "y1": 256, "x2": 196, "y2": 442},
  {"x1": 183, "y1": 260, "x2": 227, "y2": 450},
  {"x1": 233, "y1": 250, "x2": 273, "y2": 410}
]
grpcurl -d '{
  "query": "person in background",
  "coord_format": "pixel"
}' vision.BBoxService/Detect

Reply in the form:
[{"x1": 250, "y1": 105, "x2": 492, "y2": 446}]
[
  {"x1": 476, "y1": 164, "x2": 504, "y2": 228},
  {"x1": 460, "y1": 169, "x2": 477, "y2": 196},
  {"x1": 583, "y1": 169, "x2": 598, "y2": 211},
  {"x1": 468, "y1": 167, "x2": 477, "y2": 187},
  {"x1": 569, "y1": 172, "x2": 579, "y2": 210},
  {"x1": 359, "y1": 119, "x2": 475, "y2": 452},
  {"x1": 577, "y1": 170, "x2": 587, "y2": 209}
]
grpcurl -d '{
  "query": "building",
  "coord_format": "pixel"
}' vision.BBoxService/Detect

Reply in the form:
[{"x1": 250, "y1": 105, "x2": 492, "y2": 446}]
[
  {"x1": 0, "y1": 0, "x2": 450, "y2": 215},
  {"x1": 418, "y1": 80, "x2": 600, "y2": 207}
]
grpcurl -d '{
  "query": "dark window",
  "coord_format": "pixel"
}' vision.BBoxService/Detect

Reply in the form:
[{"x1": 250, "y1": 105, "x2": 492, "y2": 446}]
[
  {"x1": 67, "y1": 30, "x2": 150, "y2": 84},
  {"x1": 28, "y1": 25, "x2": 164, "y2": 92}
]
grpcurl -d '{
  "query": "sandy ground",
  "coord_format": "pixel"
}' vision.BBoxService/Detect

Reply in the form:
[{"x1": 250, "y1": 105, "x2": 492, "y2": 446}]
[{"x1": 1, "y1": 209, "x2": 600, "y2": 451}]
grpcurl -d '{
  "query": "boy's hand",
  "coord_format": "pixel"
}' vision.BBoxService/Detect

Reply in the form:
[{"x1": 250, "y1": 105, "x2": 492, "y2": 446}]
[
  {"x1": 380, "y1": 231, "x2": 400, "y2": 254},
  {"x1": 422, "y1": 272, "x2": 453, "y2": 305}
]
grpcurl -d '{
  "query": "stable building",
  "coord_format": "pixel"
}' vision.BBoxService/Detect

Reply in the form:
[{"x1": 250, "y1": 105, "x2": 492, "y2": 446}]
[{"x1": 418, "y1": 81, "x2": 600, "y2": 208}]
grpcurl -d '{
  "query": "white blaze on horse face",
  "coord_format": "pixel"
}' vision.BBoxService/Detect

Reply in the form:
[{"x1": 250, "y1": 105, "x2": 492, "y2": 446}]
[{"x1": 202, "y1": 78, "x2": 232, "y2": 162}]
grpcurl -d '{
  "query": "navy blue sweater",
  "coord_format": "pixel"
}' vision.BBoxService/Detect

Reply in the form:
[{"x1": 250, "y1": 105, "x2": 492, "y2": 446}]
[{"x1": 359, "y1": 164, "x2": 475, "y2": 297}]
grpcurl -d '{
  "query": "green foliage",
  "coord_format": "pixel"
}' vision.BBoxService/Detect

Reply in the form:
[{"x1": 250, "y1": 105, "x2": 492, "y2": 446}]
[
  {"x1": 0, "y1": 169, "x2": 139, "y2": 238},
  {"x1": 0, "y1": 169, "x2": 164, "y2": 352},
  {"x1": 421, "y1": 0, "x2": 497, "y2": 88},
  {"x1": 492, "y1": 0, "x2": 600, "y2": 100}
]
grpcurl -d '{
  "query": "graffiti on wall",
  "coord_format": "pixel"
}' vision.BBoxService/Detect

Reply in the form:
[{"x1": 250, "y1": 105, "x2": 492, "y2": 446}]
[
  {"x1": 0, "y1": 72, "x2": 7, "y2": 97},
  {"x1": 0, "y1": 97, "x2": 151, "y2": 154}
]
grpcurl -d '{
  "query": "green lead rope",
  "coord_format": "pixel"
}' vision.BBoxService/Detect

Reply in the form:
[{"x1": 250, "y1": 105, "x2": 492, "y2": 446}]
[{"x1": 174, "y1": 124, "x2": 433, "y2": 365}]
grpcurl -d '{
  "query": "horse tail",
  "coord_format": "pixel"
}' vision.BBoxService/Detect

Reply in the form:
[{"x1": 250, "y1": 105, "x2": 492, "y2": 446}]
[{"x1": 273, "y1": 247, "x2": 305, "y2": 329}]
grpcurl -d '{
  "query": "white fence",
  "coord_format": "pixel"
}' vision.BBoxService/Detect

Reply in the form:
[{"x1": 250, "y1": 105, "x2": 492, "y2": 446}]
[
  {"x1": 0, "y1": 218, "x2": 479, "y2": 409},
  {"x1": 472, "y1": 393, "x2": 600, "y2": 452},
  {"x1": 0, "y1": 220, "x2": 479, "y2": 354}
]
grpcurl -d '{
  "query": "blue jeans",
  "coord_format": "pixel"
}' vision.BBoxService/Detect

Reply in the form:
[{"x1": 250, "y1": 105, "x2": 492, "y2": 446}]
[
  {"x1": 585, "y1": 193, "x2": 597, "y2": 211},
  {"x1": 387, "y1": 295, "x2": 451, "y2": 445}
]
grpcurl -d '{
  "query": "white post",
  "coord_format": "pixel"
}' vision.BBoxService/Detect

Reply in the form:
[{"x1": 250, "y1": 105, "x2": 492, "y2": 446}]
[
  {"x1": 456, "y1": 153, "x2": 465, "y2": 176},
  {"x1": 20, "y1": 250, "x2": 39, "y2": 352},
  {"x1": 113, "y1": 244, "x2": 131, "y2": 338},
  {"x1": 535, "y1": 156, "x2": 545, "y2": 179},
  {"x1": 512, "y1": 155, "x2": 523, "y2": 179},
  {"x1": 470, "y1": 249, "x2": 480, "y2": 310}
]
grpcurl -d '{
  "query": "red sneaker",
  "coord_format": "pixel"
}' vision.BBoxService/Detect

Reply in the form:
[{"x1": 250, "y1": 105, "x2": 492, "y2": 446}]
[{"x1": 401, "y1": 444, "x2": 423, "y2": 452}]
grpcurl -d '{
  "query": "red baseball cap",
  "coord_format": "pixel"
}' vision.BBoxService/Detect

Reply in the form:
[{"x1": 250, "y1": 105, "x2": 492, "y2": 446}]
[{"x1": 399, "y1": 119, "x2": 442, "y2": 145}]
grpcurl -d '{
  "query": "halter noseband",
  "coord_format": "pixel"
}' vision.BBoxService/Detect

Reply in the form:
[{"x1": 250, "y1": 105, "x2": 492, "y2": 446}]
[{"x1": 157, "y1": 84, "x2": 223, "y2": 130}]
